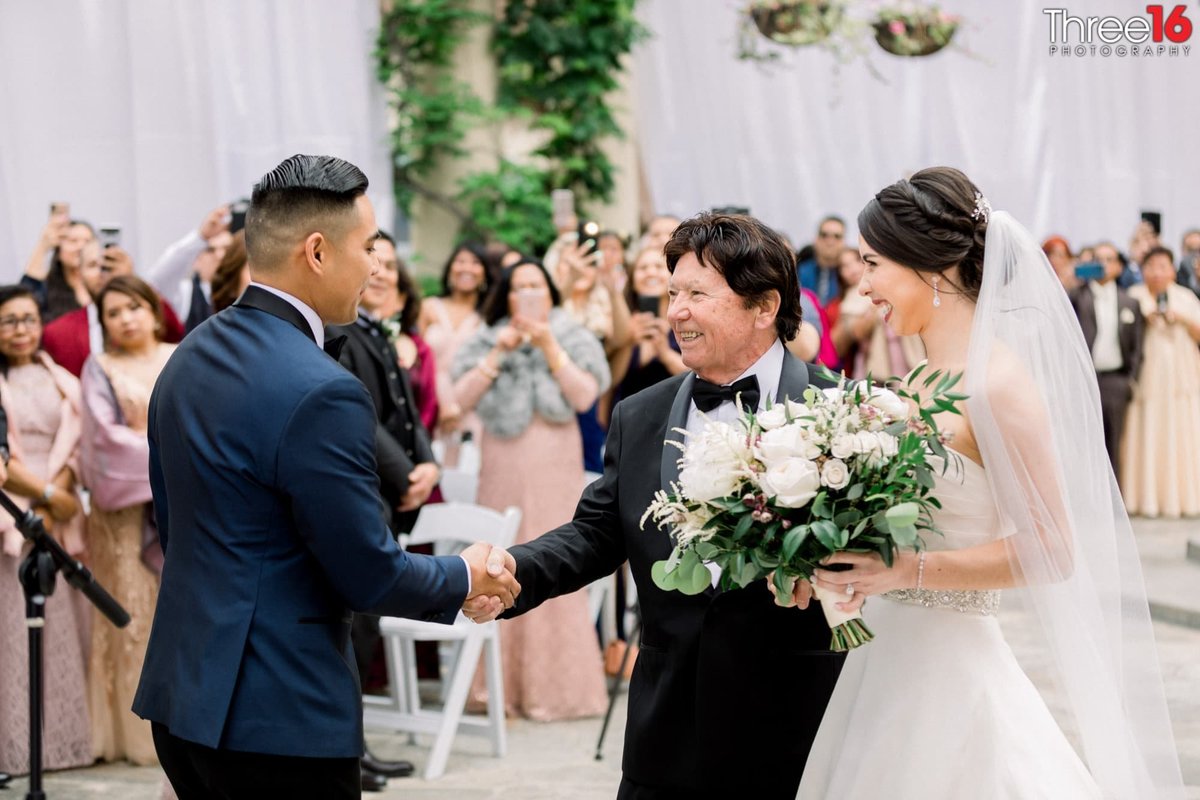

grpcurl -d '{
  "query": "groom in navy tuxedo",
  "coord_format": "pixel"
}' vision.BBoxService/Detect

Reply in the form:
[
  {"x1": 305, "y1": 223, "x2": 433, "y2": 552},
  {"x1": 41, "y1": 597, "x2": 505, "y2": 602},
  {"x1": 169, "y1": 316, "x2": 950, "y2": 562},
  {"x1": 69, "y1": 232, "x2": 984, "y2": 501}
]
[
  {"x1": 467, "y1": 213, "x2": 846, "y2": 798},
  {"x1": 133, "y1": 155, "x2": 520, "y2": 799}
]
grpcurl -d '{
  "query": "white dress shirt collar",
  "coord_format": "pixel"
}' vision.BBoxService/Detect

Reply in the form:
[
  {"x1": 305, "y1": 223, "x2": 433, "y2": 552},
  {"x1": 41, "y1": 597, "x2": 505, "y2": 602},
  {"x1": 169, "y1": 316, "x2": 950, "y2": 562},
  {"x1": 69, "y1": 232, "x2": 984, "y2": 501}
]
[
  {"x1": 686, "y1": 338, "x2": 786, "y2": 428},
  {"x1": 250, "y1": 282, "x2": 325, "y2": 349}
]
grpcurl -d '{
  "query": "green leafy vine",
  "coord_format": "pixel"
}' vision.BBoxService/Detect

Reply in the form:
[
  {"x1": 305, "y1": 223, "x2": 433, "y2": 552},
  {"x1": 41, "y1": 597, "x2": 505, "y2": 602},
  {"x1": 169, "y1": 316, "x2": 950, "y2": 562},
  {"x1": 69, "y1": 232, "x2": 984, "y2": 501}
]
[{"x1": 375, "y1": 0, "x2": 645, "y2": 256}]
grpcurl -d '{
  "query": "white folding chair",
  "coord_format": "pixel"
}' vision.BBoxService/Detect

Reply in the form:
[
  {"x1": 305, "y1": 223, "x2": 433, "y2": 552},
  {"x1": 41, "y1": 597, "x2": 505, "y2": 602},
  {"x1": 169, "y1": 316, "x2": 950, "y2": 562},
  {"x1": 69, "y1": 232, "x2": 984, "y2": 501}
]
[
  {"x1": 437, "y1": 438, "x2": 481, "y2": 504},
  {"x1": 364, "y1": 502, "x2": 520, "y2": 780}
]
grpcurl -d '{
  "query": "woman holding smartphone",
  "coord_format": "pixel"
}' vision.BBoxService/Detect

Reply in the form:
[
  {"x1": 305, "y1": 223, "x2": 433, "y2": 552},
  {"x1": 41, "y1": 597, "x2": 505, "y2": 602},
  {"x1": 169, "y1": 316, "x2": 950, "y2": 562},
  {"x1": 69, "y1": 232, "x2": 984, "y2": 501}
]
[
  {"x1": 452, "y1": 258, "x2": 610, "y2": 721},
  {"x1": 610, "y1": 245, "x2": 686, "y2": 399},
  {"x1": 1121, "y1": 245, "x2": 1200, "y2": 518}
]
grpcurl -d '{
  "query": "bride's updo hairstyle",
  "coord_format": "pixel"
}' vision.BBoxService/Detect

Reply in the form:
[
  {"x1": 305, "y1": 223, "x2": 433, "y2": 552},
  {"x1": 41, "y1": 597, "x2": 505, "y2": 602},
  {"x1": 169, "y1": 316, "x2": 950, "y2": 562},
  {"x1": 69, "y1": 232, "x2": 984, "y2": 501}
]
[{"x1": 857, "y1": 166, "x2": 988, "y2": 302}]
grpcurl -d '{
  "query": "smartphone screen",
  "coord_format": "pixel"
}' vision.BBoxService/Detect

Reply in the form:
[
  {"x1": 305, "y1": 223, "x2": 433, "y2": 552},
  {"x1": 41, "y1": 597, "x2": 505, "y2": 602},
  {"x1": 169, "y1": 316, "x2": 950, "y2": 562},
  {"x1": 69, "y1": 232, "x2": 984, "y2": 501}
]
[
  {"x1": 1074, "y1": 261, "x2": 1104, "y2": 282},
  {"x1": 552, "y1": 189, "x2": 575, "y2": 231},
  {"x1": 636, "y1": 294, "x2": 660, "y2": 316},
  {"x1": 98, "y1": 226, "x2": 122, "y2": 249},
  {"x1": 515, "y1": 289, "x2": 547, "y2": 322},
  {"x1": 229, "y1": 198, "x2": 250, "y2": 234},
  {"x1": 1156, "y1": 292, "x2": 1169, "y2": 314}
]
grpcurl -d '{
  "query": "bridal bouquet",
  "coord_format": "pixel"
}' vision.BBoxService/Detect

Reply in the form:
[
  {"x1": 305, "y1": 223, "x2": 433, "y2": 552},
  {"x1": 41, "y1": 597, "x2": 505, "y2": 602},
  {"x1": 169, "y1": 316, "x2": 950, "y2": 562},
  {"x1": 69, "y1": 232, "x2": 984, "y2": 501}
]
[{"x1": 643, "y1": 366, "x2": 964, "y2": 651}]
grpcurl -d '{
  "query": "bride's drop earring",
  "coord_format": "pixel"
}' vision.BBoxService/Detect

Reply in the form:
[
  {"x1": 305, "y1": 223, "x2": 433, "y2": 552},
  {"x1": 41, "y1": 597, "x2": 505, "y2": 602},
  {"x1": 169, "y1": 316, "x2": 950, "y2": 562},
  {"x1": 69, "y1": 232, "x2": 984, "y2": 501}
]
[{"x1": 932, "y1": 276, "x2": 941, "y2": 308}]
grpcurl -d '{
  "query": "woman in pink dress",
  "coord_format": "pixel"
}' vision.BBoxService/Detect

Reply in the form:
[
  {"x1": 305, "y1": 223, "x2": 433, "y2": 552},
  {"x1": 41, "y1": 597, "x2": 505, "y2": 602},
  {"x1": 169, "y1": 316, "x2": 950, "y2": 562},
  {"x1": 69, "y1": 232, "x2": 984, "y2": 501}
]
[
  {"x1": 453, "y1": 258, "x2": 610, "y2": 721},
  {"x1": 79, "y1": 276, "x2": 175, "y2": 766},
  {"x1": 418, "y1": 243, "x2": 489, "y2": 463},
  {"x1": 0, "y1": 285, "x2": 92, "y2": 777}
]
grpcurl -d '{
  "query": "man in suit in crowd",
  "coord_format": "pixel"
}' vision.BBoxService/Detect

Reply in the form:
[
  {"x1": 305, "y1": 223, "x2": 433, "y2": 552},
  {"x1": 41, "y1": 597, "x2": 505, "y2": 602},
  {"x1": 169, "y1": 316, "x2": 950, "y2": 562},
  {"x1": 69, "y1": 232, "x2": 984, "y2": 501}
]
[
  {"x1": 327, "y1": 239, "x2": 441, "y2": 788},
  {"x1": 132, "y1": 154, "x2": 520, "y2": 799},
  {"x1": 467, "y1": 213, "x2": 846, "y2": 798},
  {"x1": 1069, "y1": 241, "x2": 1144, "y2": 477},
  {"x1": 41, "y1": 240, "x2": 185, "y2": 376}
]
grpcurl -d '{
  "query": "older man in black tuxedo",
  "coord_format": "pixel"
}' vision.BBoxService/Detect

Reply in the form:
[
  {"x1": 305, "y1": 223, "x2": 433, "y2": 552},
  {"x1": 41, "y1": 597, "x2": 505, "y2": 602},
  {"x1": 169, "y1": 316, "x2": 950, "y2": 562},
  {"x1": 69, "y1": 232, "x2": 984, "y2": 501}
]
[{"x1": 467, "y1": 212, "x2": 845, "y2": 798}]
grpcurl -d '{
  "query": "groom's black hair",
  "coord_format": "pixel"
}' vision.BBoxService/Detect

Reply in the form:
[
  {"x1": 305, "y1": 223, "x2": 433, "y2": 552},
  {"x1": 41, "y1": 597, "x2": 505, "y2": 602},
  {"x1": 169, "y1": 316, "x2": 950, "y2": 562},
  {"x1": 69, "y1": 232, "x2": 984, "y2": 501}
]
[
  {"x1": 663, "y1": 212, "x2": 802, "y2": 342},
  {"x1": 245, "y1": 154, "x2": 369, "y2": 270}
]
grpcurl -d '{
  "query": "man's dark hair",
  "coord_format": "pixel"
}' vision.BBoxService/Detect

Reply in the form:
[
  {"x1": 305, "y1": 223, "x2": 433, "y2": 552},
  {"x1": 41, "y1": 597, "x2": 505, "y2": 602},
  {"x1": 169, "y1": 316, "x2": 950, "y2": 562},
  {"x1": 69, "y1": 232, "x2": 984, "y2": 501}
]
[
  {"x1": 663, "y1": 212, "x2": 802, "y2": 342},
  {"x1": 818, "y1": 215, "x2": 845, "y2": 231},
  {"x1": 481, "y1": 258, "x2": 562, "y2": 327},
  {"x1": 1143, "y1": 245, "x2": 1175, "y2": 267},
  {"x1": 245, "y1": 154, "x2": 369, "y2": 269}
]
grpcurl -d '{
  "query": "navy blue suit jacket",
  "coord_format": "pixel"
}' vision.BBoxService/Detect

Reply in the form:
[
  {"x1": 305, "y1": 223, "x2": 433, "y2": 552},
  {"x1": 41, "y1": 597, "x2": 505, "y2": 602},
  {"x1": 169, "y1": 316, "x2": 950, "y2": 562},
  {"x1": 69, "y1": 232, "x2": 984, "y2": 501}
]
[{"x1": 132, "y1": 286, "x2": 469, "y2": 758}]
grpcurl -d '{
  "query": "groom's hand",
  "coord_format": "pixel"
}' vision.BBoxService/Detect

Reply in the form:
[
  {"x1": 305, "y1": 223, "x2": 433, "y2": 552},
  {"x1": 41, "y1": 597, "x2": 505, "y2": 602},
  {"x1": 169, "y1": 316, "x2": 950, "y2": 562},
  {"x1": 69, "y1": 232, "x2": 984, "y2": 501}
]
[
  {"x1": 766, "y1": 571, "x2": 813, "y2": 609},
  {"x1": 461, "y1": 543, "x2": 519, "y2": 622}
]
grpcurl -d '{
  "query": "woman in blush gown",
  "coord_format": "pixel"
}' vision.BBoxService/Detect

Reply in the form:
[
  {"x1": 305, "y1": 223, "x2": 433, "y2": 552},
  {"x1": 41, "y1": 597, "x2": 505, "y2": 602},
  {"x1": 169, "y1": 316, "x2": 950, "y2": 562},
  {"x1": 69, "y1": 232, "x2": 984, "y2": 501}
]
[
  {"x1": 791, "y1": 168, "x2": 1184, "y2": 799},
  {"x1": 454, "y1": 258, "x2": 610, "y2": 721},
  {"x1": 80, "y1": 276, "x2": 175, "y2": 766}
]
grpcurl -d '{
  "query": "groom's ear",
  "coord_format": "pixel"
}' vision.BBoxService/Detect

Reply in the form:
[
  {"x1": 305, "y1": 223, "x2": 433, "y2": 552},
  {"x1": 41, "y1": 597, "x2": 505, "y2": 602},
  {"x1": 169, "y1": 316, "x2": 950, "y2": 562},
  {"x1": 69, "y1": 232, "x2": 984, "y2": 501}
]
[{"x1": 754, "y1": 289, "x2": 781, "y2": 330}]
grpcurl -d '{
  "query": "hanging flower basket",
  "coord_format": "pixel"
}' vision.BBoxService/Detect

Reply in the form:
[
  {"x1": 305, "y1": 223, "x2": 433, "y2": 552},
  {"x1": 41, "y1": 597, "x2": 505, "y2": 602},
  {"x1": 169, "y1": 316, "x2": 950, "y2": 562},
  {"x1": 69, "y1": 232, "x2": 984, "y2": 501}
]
[
  {"x1": 748, "y1": 1, "x2": 845, "y2": 47},
  {"x1": 873, "y1": 6, "x2": 959, "y2": 56}
]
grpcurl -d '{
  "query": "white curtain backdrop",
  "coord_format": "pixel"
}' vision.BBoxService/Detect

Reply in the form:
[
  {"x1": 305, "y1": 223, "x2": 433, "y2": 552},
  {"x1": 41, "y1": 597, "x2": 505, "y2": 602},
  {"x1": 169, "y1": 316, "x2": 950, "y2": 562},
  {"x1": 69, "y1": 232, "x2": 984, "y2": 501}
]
[
  {"x1": 0, "y1": 0, "x2": 394, "y2": 281},
  {"x1": 634, "y1": 0, "x2": 1200, "y2": 252}
]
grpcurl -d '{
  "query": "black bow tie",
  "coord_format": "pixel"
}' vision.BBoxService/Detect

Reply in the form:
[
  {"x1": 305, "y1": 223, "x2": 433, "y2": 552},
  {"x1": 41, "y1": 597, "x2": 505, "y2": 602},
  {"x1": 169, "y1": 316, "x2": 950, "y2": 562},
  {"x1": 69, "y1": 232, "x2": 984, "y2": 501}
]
[
  {"x1": 324, "y1": 334, "x2": 347, "y2": 360},
  {"x1": 692, "y1": 375, "x2": 760, "y2": 413}
]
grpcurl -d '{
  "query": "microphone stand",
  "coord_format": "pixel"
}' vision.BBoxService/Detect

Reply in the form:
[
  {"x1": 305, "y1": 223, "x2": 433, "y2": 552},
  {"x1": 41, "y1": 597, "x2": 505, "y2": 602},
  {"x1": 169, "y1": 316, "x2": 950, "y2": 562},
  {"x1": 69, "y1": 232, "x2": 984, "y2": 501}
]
[{"x1": 0, "y1": 489, "x2": 129, "y2": 800}]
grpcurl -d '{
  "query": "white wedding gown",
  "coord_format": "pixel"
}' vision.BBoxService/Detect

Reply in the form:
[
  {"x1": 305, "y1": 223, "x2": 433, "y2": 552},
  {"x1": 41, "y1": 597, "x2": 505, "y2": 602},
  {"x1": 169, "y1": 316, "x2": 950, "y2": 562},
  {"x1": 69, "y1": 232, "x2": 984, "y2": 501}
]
[{"x1": 797, "y1": 451, "x2": 1102, "y2": 799}]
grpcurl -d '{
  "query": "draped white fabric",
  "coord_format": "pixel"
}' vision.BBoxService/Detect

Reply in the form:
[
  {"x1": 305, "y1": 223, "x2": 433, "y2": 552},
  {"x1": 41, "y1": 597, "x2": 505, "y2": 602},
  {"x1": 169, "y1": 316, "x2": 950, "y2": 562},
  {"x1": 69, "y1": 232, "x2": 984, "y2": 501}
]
[
  {"x1": 634, "y1": 0, "x2": 1200, "y2": 250},
  {"x1": 0, "y1": 0, "x2": 394, "y2": 281}
]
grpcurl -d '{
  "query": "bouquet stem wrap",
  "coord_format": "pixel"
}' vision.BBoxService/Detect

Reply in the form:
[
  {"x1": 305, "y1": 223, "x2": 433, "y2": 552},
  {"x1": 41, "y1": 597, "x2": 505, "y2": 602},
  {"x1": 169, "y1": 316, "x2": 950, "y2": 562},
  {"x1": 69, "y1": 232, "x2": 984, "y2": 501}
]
[{"x1": 810, "y1": 582, "x2": 874, "y2": 651}]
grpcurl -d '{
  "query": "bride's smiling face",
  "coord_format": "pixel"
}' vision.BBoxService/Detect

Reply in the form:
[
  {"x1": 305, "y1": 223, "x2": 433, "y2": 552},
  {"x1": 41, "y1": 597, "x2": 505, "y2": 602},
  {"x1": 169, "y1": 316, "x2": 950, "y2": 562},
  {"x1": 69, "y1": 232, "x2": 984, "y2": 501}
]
[{"x1": 857, "y1": 235, "x2": 936, "y2": 337}]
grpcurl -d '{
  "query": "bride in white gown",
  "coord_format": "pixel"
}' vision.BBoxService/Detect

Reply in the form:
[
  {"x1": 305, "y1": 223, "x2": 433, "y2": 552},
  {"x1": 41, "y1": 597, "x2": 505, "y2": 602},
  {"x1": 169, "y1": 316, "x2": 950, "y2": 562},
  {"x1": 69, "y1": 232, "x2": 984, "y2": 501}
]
[{"x1": 793, "y1": 167, "x2": 1185, "y2": 799}]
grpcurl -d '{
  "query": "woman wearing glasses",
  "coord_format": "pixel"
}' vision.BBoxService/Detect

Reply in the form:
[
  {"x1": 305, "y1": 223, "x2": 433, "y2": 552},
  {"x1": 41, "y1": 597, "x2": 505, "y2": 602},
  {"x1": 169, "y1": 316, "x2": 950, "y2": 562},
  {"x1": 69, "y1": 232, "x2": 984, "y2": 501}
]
[{"x1": 0, "y1": 284, "x2": 92, "y2": 779}]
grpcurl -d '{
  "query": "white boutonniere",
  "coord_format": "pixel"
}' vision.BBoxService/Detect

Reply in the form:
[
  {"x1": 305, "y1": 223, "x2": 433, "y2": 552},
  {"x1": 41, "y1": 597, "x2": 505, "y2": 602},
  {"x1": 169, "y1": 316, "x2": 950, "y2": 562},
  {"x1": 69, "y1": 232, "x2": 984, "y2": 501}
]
[{"x1": 1119, "y1": 308, "x2": 1136, "y2": 325}]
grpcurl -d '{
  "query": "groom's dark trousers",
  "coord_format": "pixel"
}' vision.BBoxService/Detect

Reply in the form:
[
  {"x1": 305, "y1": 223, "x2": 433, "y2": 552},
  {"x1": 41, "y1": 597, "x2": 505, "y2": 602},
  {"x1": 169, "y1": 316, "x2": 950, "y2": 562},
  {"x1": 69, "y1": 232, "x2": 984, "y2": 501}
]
[{"x1": 504, "y1": 353, "x2": 846, "y2": 799}]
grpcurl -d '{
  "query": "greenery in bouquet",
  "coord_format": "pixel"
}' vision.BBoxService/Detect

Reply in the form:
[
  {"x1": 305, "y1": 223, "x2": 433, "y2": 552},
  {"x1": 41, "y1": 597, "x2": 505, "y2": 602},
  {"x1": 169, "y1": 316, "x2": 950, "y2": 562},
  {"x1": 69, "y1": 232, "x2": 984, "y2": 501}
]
[{"x1": 643, "y1": 365, "x2": 966, "y2": 650}]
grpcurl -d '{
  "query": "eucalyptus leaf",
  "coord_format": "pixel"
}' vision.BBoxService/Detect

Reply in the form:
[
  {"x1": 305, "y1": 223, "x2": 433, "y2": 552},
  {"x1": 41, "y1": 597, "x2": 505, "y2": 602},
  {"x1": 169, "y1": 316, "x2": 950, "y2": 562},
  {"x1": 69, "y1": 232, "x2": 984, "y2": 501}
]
[
  {"x1": 891, "y1": 523, "x2": 919, "y2": 547},
  {"x1": 679, "y1": 561, "x2": 712, "y2": 595},
  {"x1": 650, "y1": 560, "x2": 675, "y2": 591},
  {"x1": 846, "y1": 483, "x2": 865, "y2": 501},
  {"x1": 886, "y1": 502, "x2": 920, "y2": 528}
]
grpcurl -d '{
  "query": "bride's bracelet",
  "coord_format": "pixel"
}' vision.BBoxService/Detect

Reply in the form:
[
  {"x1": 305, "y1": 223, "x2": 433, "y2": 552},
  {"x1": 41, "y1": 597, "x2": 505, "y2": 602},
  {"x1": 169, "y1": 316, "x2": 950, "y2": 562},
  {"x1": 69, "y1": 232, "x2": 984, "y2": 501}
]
[{"x1": 916, "y1": 551, "x2": 927, "y2": 590}]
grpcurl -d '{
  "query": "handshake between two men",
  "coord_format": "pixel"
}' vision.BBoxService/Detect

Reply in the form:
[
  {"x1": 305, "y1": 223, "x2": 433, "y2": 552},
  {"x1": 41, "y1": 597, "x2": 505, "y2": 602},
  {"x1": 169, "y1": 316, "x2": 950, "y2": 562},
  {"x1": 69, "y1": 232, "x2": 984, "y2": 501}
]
[{"x1": 460, "y1": 543, "x2": 520, "y2": 621}]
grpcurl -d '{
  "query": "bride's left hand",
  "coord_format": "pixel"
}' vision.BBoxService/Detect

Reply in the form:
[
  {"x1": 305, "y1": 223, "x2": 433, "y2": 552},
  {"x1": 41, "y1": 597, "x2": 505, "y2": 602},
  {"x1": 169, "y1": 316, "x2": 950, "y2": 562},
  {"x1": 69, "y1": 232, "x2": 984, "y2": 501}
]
[{"x1": 813, "y1": 551, "x2": 919, "y2": 605}]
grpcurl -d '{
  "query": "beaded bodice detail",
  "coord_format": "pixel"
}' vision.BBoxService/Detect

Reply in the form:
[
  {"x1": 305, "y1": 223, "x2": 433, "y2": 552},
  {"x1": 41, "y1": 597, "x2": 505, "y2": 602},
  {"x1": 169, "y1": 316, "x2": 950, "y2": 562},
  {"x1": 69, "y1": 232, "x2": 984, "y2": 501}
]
[{"x1": 882, "y1": 451, "x2": 1004, "y2": 616}]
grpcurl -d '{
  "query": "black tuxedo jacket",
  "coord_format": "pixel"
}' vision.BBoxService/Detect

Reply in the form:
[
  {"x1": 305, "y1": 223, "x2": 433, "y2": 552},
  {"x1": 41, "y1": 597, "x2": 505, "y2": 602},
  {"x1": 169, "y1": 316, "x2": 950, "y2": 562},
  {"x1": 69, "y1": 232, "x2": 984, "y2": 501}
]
[
  {"x1": 329, "y1": 312, "x2": 436, "y2": 530},
  {"x1": 1068, "y1": 281, "x2": 1144, "y2": 380},
  {"x1": 507, "y1": 352, "x2": 845, "y2": 797}
]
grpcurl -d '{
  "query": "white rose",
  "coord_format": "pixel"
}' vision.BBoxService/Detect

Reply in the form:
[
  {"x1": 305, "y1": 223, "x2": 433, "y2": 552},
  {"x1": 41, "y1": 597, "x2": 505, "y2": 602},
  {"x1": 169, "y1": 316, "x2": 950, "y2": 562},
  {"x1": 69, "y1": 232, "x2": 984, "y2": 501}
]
[
  {"x1": 678, "y1": 463, "x2": 742, "y2": 502},
  {"x1": 876, "y1": 431, "x2": 899, "y2": 457},
  {"x1": 830, "y1": 433, "x2": 857, "y2": 460},
  {"x1": 820, "y1": 458, "x2": 851, "y2": 490},
  {"x1": 821, "y1": 387, "x2": 843, "y2": 403},
  {"x1": 757, "y1": 422, "x2": 813, "y2": 465},
  {"x1": 677, "y1": 421, "x2": 750, "y2": 501},
  {"x1": 756, "y1": 405, "x2": 788, "y2": 431},
  {"x1": 853, "y1": 431, "x2": 880, "y2": 456},
  {"x1": 760, "y1": 457, "x2": 822, "y2": 508},
  {"x1": 785, "y1": 398, "x2": 808, "y2": 418},
  {"x1": 867, "y1": 387, "x2": 909, "y2": 419}
]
